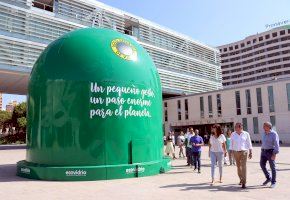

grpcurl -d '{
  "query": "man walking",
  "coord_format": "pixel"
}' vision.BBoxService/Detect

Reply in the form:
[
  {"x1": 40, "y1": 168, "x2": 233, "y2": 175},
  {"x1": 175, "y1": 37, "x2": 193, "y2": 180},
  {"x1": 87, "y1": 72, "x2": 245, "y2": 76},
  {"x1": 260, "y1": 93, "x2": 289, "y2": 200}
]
[
  {"x1": 230, "y1": 123, "x2": 253, "y2": 189},
  {"x1": 185, "y1": 128, "x2": 194, "y2": 167},
  {"x1": 190, "y1": 129, "x2": 204, "y2": 173},
  {"x1": 260, "y1": 122, "x2": 280, "y2": 188}
]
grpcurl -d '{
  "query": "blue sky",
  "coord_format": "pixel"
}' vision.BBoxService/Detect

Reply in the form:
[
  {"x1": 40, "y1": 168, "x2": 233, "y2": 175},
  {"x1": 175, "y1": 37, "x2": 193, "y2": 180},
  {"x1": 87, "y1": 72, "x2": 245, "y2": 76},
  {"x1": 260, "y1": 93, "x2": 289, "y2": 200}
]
[
  {"x1": 2, "y1": 0, "x2": 290, "y2": 110},
  {"x1": 1, "y1": 93, "x2": 26, "y2": 110}
]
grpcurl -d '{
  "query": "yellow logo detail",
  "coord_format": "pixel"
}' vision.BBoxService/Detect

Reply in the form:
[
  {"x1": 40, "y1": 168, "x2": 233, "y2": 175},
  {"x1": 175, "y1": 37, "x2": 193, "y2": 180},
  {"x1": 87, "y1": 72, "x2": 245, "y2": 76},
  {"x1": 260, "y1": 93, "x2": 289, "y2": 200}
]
[{"x1": 111, "y1": 38, "x2": 137, "y2": 61}]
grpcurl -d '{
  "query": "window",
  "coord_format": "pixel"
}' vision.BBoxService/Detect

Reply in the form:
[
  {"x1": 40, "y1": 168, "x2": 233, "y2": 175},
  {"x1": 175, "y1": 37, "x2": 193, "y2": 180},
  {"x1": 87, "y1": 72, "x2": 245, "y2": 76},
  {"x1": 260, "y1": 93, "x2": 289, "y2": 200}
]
[
  {"x1": 267, "y1": 86, "x2": 275, "y2": 112},
  {"x1": 242, "y1": 118, "x2": 248, "y2": 131},
  {"x1": 32, "y1": 0, "x2": 54, "y2": 12},
  {"x1": 200, "y1": 97, "x2": 204, "y2": 118},
  {"x1": 208, "y1": 95, "x2": 213, "y2": 118},
  {"x1": 253, "y1": 117, "x2": 259, "y2": 134},
  {"x1": 235, "y1": 91, "x2": 241, "y2": 115},
  {"x1": 217, "y1": 94, "x2": 222, "y2": 117},
  {"x1": 184, "y1": 99, "x2": 188, "y2": 120},
  {"x1": 177, "y1": 100, "x2": 181, "y2": 120},
  {"x1": 259, "y1": 36, "x2": 263, "y2": 41},
  {"x1": 132, "y1": 26, "x2": 140, "y2": 38},
  {"x1": 256, "y1": 88, "x2": 263, "y2": 113},
  {"x1": 164, "y1": 110, "x2": 168, "y2": 122},
  {"x1": 241, "y1": 43, "x2": 245, "y2": 48},
  {"x1": 164, "y1": 102, "x2": 168, "y2": 122},
  {"x1": 245, "y1": 89, "x2": 252, "y2": 114},
  {"x1": 287, "y1": 83, "x2": 290, "y2": 111},
  {"x1": 272, "y1": 32, "x2": 277, "y2": 37},
  {"x1": 280, "y1": 30, "x2": 285, "y2": 35},
  {"x1": 235, "y1": 45, "x2": 238, "y2": 49},
  {"x1": 253, "y1": 39, "x2": 257, "y2": 43},
  {"x1": 247, "y1": 41, "x2": 251, "y2": 45},
  {"x1": 270, "y1": 116, "x2": 276, "y2": 131},
  {"x1": 265, "y1": 34, "x2": 270, "y2": 39}
]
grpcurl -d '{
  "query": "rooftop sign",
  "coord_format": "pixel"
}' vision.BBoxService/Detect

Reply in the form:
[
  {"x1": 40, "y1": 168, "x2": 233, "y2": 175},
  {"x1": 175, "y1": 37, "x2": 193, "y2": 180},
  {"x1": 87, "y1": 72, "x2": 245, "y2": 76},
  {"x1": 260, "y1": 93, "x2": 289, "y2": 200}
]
[{"x1": 265, "y1": 19, "x2": 290, "y2": 29}]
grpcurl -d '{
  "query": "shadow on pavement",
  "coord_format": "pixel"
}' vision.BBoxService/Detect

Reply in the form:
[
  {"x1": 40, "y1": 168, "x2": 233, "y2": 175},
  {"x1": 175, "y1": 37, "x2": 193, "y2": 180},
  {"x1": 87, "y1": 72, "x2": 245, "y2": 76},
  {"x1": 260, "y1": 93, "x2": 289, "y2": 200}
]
[
  {"x1": 160, "y1": 183, "x2": 267, "y2": 192},
  {"x1": 166, "y1": 171, "x2": 191, "y2": 175},
  {"x1": 0, "y1": 145, "x2": 27, "y2": 150},
  {"x1": 276, "y1": 168, "x2": 290, "y2": 171},
  {"x1": 172, "y1": 164, "x2": 212, "y2": 169},
  {"x1": 0, "y1": 164, "x2": 34, "y2": 182}
]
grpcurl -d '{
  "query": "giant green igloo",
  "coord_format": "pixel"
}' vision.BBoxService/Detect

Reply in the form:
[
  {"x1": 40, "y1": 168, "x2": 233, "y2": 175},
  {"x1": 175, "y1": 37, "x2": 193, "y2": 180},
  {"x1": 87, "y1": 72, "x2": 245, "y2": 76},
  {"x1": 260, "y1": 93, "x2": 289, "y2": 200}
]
[{"x1": 17, "y1": 28, "x2": 171, "y2": 181}]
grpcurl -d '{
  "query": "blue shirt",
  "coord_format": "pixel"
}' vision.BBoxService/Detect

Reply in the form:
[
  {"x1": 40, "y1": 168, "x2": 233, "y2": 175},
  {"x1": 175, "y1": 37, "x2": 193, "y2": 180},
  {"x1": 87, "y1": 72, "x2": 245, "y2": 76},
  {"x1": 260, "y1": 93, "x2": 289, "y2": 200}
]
[
  {"x1": 190, "y1": 135, "x2": 204, "y2": 152},
  {"x1": 261, "y1": 130, "x2": 280, "y2": 154},
  {"x1": 226, "y1": 137, "x2": 231, "y2": 151}
]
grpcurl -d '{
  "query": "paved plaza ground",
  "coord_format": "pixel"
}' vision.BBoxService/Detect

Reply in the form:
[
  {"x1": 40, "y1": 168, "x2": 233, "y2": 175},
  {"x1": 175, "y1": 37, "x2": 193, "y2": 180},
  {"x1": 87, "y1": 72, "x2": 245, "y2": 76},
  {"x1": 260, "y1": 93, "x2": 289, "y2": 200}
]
[{"x1": 0, "y1": 145, "x2": 289, "y2": 200}]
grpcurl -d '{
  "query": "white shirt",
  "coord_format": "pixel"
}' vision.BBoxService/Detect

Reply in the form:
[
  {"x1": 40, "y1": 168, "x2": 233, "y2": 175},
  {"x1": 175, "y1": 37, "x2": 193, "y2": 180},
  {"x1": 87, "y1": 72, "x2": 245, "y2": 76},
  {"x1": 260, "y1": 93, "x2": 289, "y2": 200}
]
[
  {"x1": 230, "y1": 131, "x2": 253, "y2": 151},
  {"x1": 209, "y1": 134, "x2": 226, "y2": 152}
]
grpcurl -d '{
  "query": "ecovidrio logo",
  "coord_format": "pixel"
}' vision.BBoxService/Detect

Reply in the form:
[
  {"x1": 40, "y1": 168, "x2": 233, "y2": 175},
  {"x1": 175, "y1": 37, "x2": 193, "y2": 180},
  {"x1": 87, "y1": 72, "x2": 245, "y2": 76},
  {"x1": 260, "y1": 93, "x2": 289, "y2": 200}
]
[
  {"x1": 125, "y1": 166, "x2": 145, "y2": 174},
  {"x1": 111, "y1": 38, "x2": 137, "y2": 61},
  {"x1": 20, "y1": 167, "x2": 31, "y2": 174},
  {"x1": 65, "y1": 170, "x2": 87, "y2": 176}
]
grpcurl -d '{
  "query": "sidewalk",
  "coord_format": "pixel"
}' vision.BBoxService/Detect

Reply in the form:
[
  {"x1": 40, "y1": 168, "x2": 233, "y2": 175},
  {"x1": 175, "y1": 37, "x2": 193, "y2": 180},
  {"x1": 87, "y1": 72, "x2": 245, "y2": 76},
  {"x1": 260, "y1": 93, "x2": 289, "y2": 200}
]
[{"x1": 0, "y1": 146, "x2": 289, "y2": 200}]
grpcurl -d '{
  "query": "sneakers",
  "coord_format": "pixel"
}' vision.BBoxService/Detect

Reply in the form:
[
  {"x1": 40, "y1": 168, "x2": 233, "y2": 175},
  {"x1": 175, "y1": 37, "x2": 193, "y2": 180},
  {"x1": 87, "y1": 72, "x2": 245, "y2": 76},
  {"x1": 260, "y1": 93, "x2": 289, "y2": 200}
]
[
  {"x1": 262, "y1": 179, "x2": 276, "y2": 188},
  {"x1": 242, "y1": 184, "x2": 246, "y2": 189},
  {"x1": 262, "y1": 179, "x2": 271, "y2": 186}
]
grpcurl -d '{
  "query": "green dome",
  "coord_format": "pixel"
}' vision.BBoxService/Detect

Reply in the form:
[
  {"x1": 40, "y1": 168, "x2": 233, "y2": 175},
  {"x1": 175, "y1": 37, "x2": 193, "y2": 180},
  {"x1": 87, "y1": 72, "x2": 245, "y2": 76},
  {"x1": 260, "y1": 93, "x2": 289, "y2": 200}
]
[{"x1": 17, "y1": 28, "x2": 171, "y2": 181}]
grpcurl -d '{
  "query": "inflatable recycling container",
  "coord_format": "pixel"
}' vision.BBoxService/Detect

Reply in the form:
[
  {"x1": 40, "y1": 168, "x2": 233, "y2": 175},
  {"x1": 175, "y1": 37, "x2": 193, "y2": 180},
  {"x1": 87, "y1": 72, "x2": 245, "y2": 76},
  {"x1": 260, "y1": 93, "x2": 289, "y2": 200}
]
[{"x1": 17, "y1": 28, "x2": 171, "y2": 181}]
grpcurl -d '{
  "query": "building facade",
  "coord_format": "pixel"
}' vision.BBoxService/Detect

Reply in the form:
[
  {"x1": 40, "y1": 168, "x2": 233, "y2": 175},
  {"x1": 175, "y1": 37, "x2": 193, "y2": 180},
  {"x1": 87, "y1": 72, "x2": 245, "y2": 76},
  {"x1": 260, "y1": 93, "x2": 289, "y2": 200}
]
[
  {"x1": 0, "y1": 0, "x2": 222, "y2": 96},
  {"x1": 219, "y1": 26, "x2": 290, "y2": 88},
  {"x1": 5, "y1": 100, "x2": 18, "y2": 112},
  {"x1": 163, "y1": 78, "x2": 290, "y2": 144}
]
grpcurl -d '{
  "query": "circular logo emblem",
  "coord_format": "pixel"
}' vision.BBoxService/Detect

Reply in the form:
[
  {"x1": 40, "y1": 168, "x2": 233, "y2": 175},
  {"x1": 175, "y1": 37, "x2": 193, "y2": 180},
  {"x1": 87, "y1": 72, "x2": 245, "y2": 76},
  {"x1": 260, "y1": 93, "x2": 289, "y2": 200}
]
[{"x1": 111, "y1": 38, "x2": 137, "y2": 61}]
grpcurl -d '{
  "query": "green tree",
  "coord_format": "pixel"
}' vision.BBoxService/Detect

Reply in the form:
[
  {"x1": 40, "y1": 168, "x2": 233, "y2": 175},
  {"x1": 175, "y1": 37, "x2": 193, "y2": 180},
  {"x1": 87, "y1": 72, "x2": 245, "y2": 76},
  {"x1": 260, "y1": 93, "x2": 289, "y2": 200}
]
[
  {"x1": 0, "y1": 102, "x2": 27, "y2": 144},
  {"x1": 17, "y1": 117, "x2": 27, "y2": 128},
  {"x1": 12, "y1": 102, "x2": 27, "y2": 129},
  {"x1": 0, "y1": 110, "x2": 12, "y2": 129}
]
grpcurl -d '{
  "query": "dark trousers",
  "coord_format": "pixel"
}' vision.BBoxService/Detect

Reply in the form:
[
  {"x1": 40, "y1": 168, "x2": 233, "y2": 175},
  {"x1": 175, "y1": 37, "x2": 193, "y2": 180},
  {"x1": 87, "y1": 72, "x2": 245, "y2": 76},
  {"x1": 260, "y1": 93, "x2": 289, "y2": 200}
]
[
  {"x1": 260, "y1": 149, "x2": 276, "y2": 184},
  {"x1": 186, "y1": 147, "x2": 193, "y2": 165},
  {"x1": 192, "y1": 151, "x2": 201, "y2": 170}
]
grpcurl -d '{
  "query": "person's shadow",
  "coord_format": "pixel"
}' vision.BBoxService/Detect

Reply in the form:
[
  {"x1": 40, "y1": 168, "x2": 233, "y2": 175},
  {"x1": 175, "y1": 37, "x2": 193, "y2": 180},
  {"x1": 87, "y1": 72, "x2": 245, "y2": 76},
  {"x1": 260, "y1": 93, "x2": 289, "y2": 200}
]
[{"x1": 160, "y1": 183, "x2": 266, "y2": 192}]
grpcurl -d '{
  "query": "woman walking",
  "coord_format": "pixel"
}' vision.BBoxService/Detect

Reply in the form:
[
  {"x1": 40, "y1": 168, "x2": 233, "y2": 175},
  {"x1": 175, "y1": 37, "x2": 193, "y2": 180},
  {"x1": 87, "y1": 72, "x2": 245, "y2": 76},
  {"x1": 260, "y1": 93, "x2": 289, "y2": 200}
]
[
  {"x1": 165, "y1": 132, "x2": 176, "y2": 159},
  {"x1": 209, "y1": 124, "x2": 227, "y2": 185},
  {"x1": 177, "y1": 131, "x2": 185, "y2": 158}
]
